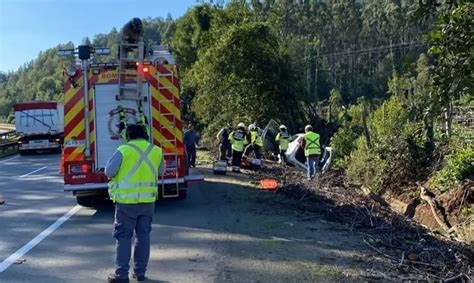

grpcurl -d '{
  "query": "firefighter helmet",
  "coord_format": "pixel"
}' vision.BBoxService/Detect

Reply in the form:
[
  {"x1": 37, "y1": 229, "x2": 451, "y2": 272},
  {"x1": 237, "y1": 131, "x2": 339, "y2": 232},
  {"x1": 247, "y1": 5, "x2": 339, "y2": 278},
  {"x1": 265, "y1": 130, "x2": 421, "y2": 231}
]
[
  {"x1": 237, "y1": 122, "x2": 246, "y2": 129},
  {"x1": 131, "y1": 18, "x2": 142, "y2": 29},
  {"x1": 305, "y1": 125, "x2": 313, "y2": 132},
  {"x1": 279, "y1": 125, "x2": 287, "y2": 130}
]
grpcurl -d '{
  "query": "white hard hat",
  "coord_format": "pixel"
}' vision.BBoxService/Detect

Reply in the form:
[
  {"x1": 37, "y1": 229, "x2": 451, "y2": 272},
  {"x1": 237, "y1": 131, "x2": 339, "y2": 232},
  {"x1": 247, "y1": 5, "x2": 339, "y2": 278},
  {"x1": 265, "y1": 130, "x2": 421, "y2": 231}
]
[
  {"x1": 279, "y1": 125, "x2": 287, "y2": 130},
  {"x1": 237, "y1": 122, "x2": 246, "y2": 128},
  {"x1": 249, "y1": 123, "x2": 256, "y2": 130},
  {"x1": 305, "y1": 125, "x2": 313, "y2": 132}
]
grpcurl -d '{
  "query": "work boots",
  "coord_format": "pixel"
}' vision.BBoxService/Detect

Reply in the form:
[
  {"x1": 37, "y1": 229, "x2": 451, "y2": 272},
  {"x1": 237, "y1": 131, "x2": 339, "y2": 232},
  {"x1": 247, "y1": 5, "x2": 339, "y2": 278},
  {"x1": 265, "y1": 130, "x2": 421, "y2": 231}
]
[
  {"x1": 107, "y1": 274, "x2": 129, "y2": 283},
  {"x1": 132, "y1": 273, "x2": 146, "y2": 281}
]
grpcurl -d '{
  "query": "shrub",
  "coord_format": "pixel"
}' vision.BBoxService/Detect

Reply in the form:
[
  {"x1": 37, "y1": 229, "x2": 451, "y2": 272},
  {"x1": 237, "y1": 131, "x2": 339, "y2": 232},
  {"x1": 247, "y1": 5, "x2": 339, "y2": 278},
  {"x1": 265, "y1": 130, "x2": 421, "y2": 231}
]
[
  {"x1": 346, "y1": 138, "x2": 387, "y2": 193},
  {"x1": 330, "y1": 124, "x2": 360, "y2": 168},
  {"x1": 430, "y1": 146, "x2": 474, "y2": 192}
]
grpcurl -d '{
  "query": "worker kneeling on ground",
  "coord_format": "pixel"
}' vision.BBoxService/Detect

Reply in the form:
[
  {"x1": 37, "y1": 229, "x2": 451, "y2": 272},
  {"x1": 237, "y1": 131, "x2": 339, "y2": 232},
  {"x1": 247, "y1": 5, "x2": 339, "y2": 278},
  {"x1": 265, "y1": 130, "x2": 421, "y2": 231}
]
[
  {"x1": 275, "y1": 124, "x2": 290, "y2": 164},
  {"x1": 300, "y1": 125, "x2": 321, "y2": 181},
  {"x1": 106, "y1": 124, "x2": 165, "y2": 283},
  {"x1": 229, "y1": 122, "x2": 248, "y2": 172}
]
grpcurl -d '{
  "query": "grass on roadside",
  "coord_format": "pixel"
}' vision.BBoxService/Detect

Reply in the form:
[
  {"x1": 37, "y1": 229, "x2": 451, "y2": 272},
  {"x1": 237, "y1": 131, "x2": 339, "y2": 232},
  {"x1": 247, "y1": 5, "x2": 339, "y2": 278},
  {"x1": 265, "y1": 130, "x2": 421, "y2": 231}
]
[{"x1": 197, "y1": 149, "x2": 213, "y2": 164}]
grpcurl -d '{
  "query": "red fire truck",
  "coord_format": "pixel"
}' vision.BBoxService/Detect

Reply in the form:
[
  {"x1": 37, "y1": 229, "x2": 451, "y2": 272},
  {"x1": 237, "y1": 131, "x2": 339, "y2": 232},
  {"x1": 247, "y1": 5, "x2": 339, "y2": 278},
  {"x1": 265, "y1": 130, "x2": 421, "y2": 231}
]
[{"x1": 59, "y1": 44, "x2": 199, "y2": 206}]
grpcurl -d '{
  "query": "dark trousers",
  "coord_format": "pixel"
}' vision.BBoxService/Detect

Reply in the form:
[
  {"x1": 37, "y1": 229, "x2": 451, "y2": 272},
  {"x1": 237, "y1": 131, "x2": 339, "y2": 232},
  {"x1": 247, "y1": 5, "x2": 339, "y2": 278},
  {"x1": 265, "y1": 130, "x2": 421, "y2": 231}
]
[
  {"x1": 219, "y1": 143, "x2": 232, "y2": 161},
  {"x1": 113, "y1": 203, "x2": 155, "y2": 278},
  {"x1": 232, "y1": 150, "x2": 243, "y2": 168},
  {"x1": 244, "y1": 144, "x2": 262, "y2": 159},
  {"x1": 186, "y1": 146, "x2": 196, "y2": 167},
  {"x1": 279, "y1": 149, "x2": 287, "y2": 163}
]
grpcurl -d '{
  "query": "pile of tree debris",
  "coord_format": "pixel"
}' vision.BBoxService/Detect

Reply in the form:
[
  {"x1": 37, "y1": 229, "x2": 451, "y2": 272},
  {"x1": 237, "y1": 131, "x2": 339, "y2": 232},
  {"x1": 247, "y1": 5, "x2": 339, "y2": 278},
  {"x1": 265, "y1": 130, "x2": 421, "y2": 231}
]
[{"x1": 251, "y1": 164, "x2": 473, "y2": 281}]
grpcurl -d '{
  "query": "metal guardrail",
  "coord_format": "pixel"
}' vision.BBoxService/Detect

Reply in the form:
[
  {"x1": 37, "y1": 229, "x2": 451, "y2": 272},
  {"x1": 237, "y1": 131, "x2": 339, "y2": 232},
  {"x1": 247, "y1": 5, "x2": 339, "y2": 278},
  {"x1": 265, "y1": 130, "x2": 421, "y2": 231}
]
[
  {"x1": 0, "y1": 130, "x2": 16, "y2": 141},
  {"x1": 0, "y1": 129, "x2": 18, "y2": 156},
  {"x1": 0, "y1": 141, "x2": 18, "y2": 155}
]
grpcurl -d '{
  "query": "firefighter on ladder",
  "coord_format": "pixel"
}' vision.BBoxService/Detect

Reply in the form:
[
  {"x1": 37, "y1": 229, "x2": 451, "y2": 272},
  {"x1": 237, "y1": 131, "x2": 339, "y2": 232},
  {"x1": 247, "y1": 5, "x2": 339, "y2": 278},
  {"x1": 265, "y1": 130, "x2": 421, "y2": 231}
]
[
  {"x1": 275, "y1": 124, "x2": 290, "y2": 165},
  {"x1": 229, "y1": 122, "x2": 248, "y2": 172},
  {"x1": 106, "y1": 124, "x2": 165, "y2": 283},
  {"x1": 117, "y1": 102, "x2": 149, "y2": 141}
]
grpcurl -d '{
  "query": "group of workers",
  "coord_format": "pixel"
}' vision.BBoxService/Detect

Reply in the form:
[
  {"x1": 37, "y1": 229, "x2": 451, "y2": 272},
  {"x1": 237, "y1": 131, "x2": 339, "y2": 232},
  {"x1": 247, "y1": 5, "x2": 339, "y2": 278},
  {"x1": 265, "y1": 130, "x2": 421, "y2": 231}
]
[
  {"x1": 217, "y1": 122, "x2": 265, "y2": 172},
  {"x1": 104, "y1": 121, "x2": 322, "y2": 282},
  {"x1": 217, "y1": 122, "x2": 321, "y2": 179}
]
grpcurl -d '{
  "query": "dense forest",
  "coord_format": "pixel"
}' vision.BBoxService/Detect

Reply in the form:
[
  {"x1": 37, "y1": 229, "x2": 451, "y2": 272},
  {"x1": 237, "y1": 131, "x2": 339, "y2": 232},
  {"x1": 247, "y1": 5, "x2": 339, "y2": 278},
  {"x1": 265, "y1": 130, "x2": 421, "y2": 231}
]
[{"x1": 0, "y1": 0, "x2": 472, "y2": 194}]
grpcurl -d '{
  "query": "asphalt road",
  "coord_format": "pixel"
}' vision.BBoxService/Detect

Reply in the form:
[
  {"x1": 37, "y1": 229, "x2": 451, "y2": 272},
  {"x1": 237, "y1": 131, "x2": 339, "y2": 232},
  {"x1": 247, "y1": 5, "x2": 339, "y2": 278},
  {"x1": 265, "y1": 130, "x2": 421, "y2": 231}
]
[{"x1": 0, "y1": 154, "x2": 372, "y2": 283}]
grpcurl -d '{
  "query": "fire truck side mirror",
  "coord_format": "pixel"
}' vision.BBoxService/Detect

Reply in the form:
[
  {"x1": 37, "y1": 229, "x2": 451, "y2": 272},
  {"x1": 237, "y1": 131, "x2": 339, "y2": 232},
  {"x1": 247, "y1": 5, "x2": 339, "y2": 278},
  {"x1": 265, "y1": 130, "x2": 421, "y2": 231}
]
[
  {"x1": 95, "y1": 48, "x2": 110, "y2": 56},
  {"x1": 57, "y1": 50, "x2": 74, "y2": 57}
]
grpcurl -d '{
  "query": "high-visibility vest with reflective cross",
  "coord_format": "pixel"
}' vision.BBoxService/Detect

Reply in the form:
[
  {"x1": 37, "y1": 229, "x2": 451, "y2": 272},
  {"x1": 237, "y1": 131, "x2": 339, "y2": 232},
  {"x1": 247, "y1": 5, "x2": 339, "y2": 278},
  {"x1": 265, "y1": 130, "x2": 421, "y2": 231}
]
[
  {"x1": 304, "y1": 131, "x2": 321, "y2": 156},
  {"x1": 250, "y1": 130, "x2": 264, "y2": 147},
  {"x1": 108, "y1": 139, "x2": 162, "y2": 204},
  {"x1": 229, "y1": 130, "x2": 246, "y2": 152},
  {"x1": 276, "y1": 131, "x2": 289, "y2": 151}
]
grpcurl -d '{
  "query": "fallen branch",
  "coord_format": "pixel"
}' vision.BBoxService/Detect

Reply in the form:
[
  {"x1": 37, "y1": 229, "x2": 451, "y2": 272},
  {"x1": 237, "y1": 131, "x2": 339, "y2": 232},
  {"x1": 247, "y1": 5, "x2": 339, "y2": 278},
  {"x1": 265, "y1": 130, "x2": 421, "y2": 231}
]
[{"x1": 443, "y1": 273, "x2": 470, "y2": 283}]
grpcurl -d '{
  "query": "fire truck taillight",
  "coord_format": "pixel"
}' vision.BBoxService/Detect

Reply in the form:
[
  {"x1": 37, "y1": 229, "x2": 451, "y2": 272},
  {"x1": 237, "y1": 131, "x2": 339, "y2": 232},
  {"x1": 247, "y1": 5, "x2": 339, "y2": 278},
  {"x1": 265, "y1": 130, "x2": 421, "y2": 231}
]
[
  {"x1": 69, "y1": 163, "x2": 93, "y2": 174},
  {"x1": 81, "y1": 164, "x2": 89, "y2": 173},
  {"x1": 142, "y1": 67, "x2": 149, "y2": 73}
]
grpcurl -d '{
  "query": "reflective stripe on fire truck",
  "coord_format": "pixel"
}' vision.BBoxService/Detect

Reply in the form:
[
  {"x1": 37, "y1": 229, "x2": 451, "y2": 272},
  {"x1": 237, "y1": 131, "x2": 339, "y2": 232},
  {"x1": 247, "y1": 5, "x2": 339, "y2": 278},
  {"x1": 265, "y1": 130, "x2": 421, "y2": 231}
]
[{"x1": 62, "y1": 65, "x2": 184, "y2": 163}]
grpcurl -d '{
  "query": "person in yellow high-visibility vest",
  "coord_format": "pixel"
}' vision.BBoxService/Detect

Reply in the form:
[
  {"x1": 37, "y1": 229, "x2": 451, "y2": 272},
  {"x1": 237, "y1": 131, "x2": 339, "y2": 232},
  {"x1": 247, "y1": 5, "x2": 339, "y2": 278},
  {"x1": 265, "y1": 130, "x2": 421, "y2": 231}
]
[
  {"x1": 275, "y1": 124, "x2": 290, "y2": 164},
  {"x1": 300, "y1": 125, "x2": 321, "y2": 180},
  {"x1": 244, "y1": 123, "x2": 263, "y2": 160},
  {"x1": 229, "y1": 122, "x2": 248, "y2": 172},
  {"x1": 105, "y1": 124, "x2": 165, "y2": 283}
]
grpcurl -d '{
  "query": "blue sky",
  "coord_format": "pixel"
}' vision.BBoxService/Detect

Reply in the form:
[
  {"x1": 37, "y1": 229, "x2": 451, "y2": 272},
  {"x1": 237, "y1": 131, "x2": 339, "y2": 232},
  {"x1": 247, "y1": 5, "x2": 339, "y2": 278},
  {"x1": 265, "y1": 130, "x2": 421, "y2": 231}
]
[{"x1": 0, "y1": 0, "x2": 197, "y2": 72}]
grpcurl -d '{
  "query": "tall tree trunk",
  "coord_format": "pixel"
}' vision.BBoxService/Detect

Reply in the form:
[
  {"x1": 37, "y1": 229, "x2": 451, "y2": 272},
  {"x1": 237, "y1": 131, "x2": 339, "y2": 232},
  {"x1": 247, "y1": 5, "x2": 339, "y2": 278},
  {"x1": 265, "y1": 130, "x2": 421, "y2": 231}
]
[
  {"x1": 306, "y1": 43, "x2": 311, "y2": 96},
  {"x1": 445, "y1": 99, "x2": 452, "y2": 139},
  {"x1": 313, "y1": 50, "x2": 319, "y2": 103},
  {"x1": 362, "y1": 102, "x2": 372, "y2": 149},
  {"x1": 424, "y1": 114, "x2": 435, "y2": 154}
]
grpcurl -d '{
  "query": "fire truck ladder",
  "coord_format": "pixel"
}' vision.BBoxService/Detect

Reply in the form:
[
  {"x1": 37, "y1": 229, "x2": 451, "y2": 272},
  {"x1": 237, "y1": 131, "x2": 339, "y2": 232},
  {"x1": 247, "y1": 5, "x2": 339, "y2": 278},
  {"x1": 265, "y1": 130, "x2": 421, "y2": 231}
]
[
  {"x1": 158, "y1": 67, "x2": 180, "y2": 198},
  {"x1": 117, "y1": 39, "x2": 145, "y2": 101}
]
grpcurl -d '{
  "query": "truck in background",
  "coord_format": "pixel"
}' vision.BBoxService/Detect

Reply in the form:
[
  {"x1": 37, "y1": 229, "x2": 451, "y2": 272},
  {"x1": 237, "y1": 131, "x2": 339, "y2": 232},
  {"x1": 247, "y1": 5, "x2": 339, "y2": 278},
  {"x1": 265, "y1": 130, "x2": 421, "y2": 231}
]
[{"x1": 14, "y1": 101, "x2": 64, "y2": 155}]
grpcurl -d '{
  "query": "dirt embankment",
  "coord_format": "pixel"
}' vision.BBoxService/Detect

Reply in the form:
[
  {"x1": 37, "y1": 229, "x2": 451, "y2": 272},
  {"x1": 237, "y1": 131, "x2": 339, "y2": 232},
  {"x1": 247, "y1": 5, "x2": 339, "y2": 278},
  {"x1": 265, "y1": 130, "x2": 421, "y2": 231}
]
[{"x1": 249, "y1": 164, "x2": 473, "y2": 281}]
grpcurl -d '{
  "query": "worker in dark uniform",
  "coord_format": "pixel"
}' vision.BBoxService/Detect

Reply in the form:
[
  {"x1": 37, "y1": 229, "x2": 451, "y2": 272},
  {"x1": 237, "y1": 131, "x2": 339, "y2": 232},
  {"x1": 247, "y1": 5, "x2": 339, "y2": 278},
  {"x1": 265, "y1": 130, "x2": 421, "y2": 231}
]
[
  {"x1": 183, "y1": 124, "x2": 198, "y2": 170},
  {"x1": 217, "y1": 124, "x2": 232, "y2": 161}
]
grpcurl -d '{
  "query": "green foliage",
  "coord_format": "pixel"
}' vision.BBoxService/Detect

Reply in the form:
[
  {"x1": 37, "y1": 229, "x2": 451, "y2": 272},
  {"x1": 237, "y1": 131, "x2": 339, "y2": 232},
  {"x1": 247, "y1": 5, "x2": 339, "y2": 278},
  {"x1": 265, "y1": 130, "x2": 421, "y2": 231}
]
[
  {"x1": 426, "y1": 2, "x2": 473, "y2": 137},
  {"x1": 368, "y1": 96, "x2": 413, "y2": 149},
  {"x1": 339, "y1": 90, "x2": 431, "y2": 193},
  {"x1": 190, "y1": 21, "x2": 299, "y2": 135},
  {"x1": 330, "y1": 124, "x2": 360, "y2": 168},
  {"x1": 346, "y1": 137, "x2": 387, "y2": 193},
  {"x1": 430, "y1": 146, "x2": 474, "y2": 192}
]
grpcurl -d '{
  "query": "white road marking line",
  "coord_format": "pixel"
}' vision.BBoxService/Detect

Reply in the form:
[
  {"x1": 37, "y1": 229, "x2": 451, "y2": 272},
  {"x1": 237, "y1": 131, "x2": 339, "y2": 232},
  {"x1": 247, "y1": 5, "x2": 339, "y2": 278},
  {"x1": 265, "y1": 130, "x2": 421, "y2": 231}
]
[
  {"x1": 0, "y1": 205, "x2": 81, "y2": 273},
  {"x1": 0, "y1": 155, "x2": 19, "y2": 162},
  {"x1": 19, "y1": 166, "x2": 48, "y2": 178}
]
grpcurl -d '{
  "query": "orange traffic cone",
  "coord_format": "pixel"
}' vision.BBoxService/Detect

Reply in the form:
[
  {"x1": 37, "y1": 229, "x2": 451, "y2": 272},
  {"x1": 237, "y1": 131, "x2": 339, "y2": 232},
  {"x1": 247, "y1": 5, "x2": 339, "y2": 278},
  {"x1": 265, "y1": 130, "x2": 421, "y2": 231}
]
[{"x1": 59, "y1": 149, "x2": 65, "y2": 174}]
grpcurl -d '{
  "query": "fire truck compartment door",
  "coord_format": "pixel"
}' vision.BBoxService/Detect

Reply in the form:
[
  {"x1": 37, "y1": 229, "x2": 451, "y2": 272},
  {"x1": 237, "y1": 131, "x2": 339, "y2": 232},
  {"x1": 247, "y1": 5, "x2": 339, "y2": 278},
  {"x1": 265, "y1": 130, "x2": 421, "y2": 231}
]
[{"x1": 93, "y1": 83, "x2": 151, "y2": 169}]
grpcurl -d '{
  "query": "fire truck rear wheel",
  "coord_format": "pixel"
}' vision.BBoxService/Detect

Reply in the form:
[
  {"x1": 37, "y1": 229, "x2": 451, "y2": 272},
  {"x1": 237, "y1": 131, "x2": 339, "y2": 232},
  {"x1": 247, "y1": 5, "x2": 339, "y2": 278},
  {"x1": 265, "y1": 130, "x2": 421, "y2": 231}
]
[
  {"x1": 177, "y1": 189, "x2": 187, "y2": 200},
  {"x1": 18, "y1": 150, "x2": 31, "y2": 156},
  {"x1": 76, "y1": 195, "x2": 107, "y2": 207}
]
